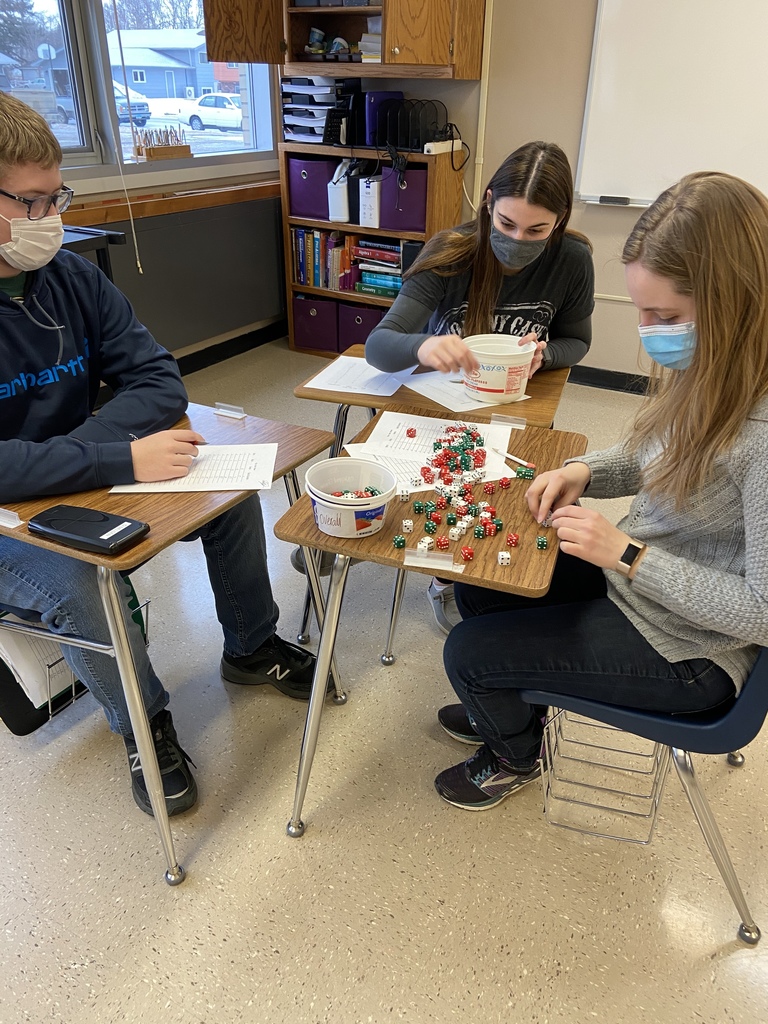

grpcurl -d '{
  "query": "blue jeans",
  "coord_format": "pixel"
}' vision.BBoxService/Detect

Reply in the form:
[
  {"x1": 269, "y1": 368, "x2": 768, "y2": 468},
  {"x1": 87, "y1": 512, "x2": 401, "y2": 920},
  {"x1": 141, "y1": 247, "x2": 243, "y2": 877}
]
[
  {"x1": 0, "y1": 494, "x2": 278, "y2": 735},
  {"x1": 444, "y1": 553, "x2": 736, "y2": 768}
]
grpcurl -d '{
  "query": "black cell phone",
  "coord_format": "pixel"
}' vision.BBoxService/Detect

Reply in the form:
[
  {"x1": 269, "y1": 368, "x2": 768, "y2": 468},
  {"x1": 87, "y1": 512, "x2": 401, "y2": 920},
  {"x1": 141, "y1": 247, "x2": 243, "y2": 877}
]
[{"x1": 27, "y1": 504, "x2": 150, "y2": 554}]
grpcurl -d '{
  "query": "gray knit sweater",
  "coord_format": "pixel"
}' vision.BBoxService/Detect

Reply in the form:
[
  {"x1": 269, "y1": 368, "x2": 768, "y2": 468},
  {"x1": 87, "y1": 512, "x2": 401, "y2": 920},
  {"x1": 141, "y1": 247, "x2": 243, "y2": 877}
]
[{"x1": 571, "y1": 396, "x2": 768, "y2": 691}]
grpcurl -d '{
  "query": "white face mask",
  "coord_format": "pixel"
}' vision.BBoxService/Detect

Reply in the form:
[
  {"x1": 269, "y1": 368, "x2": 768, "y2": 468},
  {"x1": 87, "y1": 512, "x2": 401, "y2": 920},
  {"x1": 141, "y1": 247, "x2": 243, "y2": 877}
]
[{"x1": 0, "y1": 213, "x2": 64, "y2": 271}]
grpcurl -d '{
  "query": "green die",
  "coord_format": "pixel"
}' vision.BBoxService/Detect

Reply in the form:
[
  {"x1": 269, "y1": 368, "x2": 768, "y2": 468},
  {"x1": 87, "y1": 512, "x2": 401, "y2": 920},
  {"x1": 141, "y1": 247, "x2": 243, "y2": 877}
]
[
  {"x1": 516, "y1": 466, "x2": 535, "y2": 480},
  {"x1": 413, "y1": 501, "x2": 425, "y2": 514},
  {"x1": 467, "y1": 503, "x2": 479, "y2": 516},
  {"x1": 424, "y1": 501, "x2": 437, "y2": 514},
  {"x1": 446, "y1": 512, "x2": 458, "y2": 526},
  {"x1": 473, "y1": 524, "x2": 485, "y2": 539},
  {"x1": 492, "y1": 517, "x2": 503, "y2": 531},
  {"x1": 460, "y1": 454, "x2": 474, "y2": 471},
  {"x1": 424, "y1": 520, "x2": 438, "y2": 535},
  {"x1": 536, "y1": 535, "x2": 548, "y2": 550},
  {"x1": 393, "y1": 535, "x2": 406, "y2": 549}
]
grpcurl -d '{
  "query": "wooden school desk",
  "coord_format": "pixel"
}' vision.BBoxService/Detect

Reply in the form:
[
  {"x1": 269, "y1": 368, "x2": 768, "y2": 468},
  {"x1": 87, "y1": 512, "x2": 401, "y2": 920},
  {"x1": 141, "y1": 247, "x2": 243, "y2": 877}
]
[
  {"x1": 0, "y1": 404, "x2": 335, "y2": 885},
  {"x1": 294, "y1": 344, "x2": 571, "y2": 456},
  {"x1": 273, "y1": 412, "x2": 588, "y2": 837}
]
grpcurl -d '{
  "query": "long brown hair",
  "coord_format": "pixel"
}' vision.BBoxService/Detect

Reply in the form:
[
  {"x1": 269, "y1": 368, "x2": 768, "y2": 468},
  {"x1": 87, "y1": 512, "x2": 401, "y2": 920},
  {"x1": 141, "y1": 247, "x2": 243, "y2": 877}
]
[
  {"x1": 404, "y1": 141, "x2": 591, "y2": 337},
  {"x1": 623, "y1": 171, "x2": 768, "y2": 505}
]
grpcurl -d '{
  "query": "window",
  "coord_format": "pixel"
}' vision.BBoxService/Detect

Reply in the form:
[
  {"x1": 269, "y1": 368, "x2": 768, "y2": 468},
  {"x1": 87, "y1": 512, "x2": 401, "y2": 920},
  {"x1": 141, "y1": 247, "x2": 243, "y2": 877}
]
[{"x1": 0, "y1": 0, "x2": 275, "y2": 182}]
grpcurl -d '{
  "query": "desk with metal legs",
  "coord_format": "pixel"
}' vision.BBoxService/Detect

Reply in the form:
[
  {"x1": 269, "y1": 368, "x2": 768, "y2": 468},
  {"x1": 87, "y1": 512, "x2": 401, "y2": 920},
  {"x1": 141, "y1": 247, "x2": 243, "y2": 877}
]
[
  {"x1": 273, "y1": 415, "x2": 587, "y2": 838},
  {"x1": 0, "y1": 404, "x2": 335, "y2": 884}
]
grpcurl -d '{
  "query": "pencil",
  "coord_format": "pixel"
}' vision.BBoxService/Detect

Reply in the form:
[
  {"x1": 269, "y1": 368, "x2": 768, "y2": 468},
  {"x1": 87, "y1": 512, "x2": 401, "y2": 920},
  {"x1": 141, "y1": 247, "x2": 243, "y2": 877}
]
[{"x1": 493, "y1": 447, "x2": 536, "y2": 469}]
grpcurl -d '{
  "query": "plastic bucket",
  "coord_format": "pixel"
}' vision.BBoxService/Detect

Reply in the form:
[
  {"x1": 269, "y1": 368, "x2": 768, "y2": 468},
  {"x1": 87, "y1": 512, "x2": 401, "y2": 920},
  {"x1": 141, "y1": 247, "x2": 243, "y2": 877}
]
[
  {"x1": 305, "y1": 458, "x2": 397, "y2": 538},
  {"x1": 462, "y1": 334, "x2": 537, "y2": 404}
]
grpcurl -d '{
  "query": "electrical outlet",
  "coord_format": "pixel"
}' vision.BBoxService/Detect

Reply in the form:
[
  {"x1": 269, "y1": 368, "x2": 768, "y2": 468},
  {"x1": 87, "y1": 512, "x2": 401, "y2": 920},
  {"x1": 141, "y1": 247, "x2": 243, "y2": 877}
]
[{"x1": 423, "y1": 139, "x2": 461, "y2": 155}]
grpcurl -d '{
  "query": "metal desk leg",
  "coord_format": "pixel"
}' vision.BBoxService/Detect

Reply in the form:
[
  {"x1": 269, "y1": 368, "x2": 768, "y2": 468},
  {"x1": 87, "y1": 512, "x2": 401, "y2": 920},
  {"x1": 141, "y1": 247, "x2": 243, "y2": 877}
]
[
  {"x1": 96, "y1": 566, "x2": 185, "y2": 886},
  {"x1": 287, "y1": 553, "x2": 350, "y2": 838},
  {"x1": 330, "y1": 404, "x2": 351, "y2": 459},
  {"x1": 381, "y1": 567, "x2": 407, "y2": 666}
]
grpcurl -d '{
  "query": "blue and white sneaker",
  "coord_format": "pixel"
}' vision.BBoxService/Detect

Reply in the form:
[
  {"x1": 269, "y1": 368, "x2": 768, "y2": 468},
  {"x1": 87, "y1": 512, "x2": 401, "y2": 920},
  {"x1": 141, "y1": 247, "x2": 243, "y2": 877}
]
[{"x1": 434, "y1": 743, "x2": 541, "y2": 811}]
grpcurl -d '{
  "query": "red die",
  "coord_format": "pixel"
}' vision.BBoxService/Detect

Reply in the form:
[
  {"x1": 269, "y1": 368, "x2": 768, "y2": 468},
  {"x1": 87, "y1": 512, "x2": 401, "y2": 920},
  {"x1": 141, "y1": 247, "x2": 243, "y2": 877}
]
[
  {"x1": 483, "y1": 522, "x2": 497, "y2": 537},
  {"x1": 435, "y1": 496, "x2": 447, "y2": 509},
  {"x1": 436, "y1": 535, "x2": 450, "y2": 550},
  {"x1": 506, "y1": 532, "x2": 520, "y2": 548},
  {"x1": 485, "y1": 506, "x2": 496, "y2": 518},
  {"x1": 406, "y1": 427, "x2": 417, "y2": 438},
  {"x1": 332, "y1": 491, "x2": 344, "y2": 497},
  {"x1": 429, "y1": 511, "x2": 442, "y2": 525},
  {"x1": 455, "y1": 502, "x2": 469, "y2": 517},
  {"x1": 460, "y1": 545, "x2": 474, "y2": 562},
  {"x1": 483, "y1": 482, "x2": 496, "y2": 495},
  {"x1": 499, "y1": 477, "x2": 511, "y2": 489}
]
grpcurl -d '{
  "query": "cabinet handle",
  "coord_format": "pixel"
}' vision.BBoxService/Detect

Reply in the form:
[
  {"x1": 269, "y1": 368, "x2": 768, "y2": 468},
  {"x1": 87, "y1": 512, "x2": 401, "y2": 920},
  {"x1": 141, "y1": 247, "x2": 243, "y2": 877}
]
[
  {"x1": 309, "y1": 308, "x2": 317, "y2": 316},
  {"x1": 355, "y1": 315, "x2": 363, "y2": 325},
  {"x1": 391, "y1": 46, "x2": 400, "y2": 55},
  {"x1": 301, "y1": 169, "x2": 308, "y2": 180}
]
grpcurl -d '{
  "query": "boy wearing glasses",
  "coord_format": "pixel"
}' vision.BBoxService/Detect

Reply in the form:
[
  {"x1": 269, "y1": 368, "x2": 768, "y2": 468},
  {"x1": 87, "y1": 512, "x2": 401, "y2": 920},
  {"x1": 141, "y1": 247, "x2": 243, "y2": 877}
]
[{"x1": 0, "y1": 92, "x2": 326, "y2": 817}]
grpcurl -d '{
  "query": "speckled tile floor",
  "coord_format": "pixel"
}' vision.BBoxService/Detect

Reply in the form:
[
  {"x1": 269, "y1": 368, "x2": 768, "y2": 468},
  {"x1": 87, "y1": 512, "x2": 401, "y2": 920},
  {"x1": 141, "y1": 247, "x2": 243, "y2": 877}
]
[{"x1": 2, "y1": 340, "x2": 767, "y2": 1024}]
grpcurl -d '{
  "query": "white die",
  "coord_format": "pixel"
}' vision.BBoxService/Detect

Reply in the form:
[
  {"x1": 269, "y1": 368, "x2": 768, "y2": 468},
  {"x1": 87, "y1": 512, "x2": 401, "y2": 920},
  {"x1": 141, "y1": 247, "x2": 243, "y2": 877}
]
[
  {"x1": 448, "y1": 527, "x2": 461, "y2": 541},
  {"x1": 434, "y1": 482, "x2": 447, "y2": 497},
  {"x1": 399, "y1": 488, "x2": 411, "y2": 502},
  {"x1": 417, "y1": 537, "x2": 435, "y2": 552},
  {"x1": 480, "y1": 510, "x2": 492, "y2": 522},
  {"x1": 462, "y1": 515, "x2": 474, "y2": 527},
  {"x1": 475, "y1": 467, "x2": 486, "y2": 480},
  {"x1": 478, "y1": 501, "x2": 490, "y2": 510},
  {"x1": 402, "y1": 519, "x2": 414, "y2": 533},
  {"x1": 410, "y1": 476, "x2": 422, "y2": 487},
  {"x1": 457, "y1": 521, "x2": 468, "y2": 535},
  {"x1": 498, "y1": 551, "x2": 511, "y2": 565}
]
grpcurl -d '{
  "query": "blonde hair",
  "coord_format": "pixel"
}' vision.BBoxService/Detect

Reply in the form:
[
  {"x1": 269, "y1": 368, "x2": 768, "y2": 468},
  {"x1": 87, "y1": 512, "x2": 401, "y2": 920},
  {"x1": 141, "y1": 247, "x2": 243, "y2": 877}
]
[
  {"x1": 623, "y1": 171, "x2": 768, "y2": 505},
  {"x1": 404, "y1": 141, "x2": 592, "y2": 337},
  {"x1": 0, "y1": 92, "x2": 62, "y2": 180}
]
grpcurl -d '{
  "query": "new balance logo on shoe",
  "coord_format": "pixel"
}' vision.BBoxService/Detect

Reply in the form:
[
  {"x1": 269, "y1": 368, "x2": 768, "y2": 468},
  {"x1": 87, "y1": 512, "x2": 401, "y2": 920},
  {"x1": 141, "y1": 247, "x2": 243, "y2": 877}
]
[
  {"x1": 266, "y1": 663, "x2": 291, "y2": 681},
  {"x1": 129, "y1": 752, "x2": 141, "y2": 773}
]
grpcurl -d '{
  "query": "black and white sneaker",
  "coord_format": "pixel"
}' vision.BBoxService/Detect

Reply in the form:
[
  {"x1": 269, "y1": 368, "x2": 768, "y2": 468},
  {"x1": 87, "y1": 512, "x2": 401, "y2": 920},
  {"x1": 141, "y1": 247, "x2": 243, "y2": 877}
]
[
  {"x1": 220, "y1": 633, "x2": 332, "y2": 700},
  {"x1": 434, "y1": 744, "x2": 542, "y2": 811},
  {"x1": 124, "y1": 708, "x2": 198, "y2": 817},
  {"x1": 437, "y1": 703, "x2": 481, "y2": 744}
]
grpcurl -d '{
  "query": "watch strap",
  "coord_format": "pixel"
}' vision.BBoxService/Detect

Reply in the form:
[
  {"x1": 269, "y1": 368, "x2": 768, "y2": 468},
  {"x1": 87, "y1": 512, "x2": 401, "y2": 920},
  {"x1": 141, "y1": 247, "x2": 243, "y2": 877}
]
[{"x1": 616, "y1": 539, "x2": 646, "y2": 577}]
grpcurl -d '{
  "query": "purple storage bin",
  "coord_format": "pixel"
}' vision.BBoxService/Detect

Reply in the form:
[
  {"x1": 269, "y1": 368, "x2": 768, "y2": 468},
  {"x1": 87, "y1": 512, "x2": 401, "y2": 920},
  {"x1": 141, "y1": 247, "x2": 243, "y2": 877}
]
[
  {"x1": 293, "y1": 295, "x2": 338, "y2": 352},
  {"x1": 288, "y1": 157, "x2": 340, "y2": 220},
  {"x1": 338, "y1": 303, "x2": 386, "y2": 352},
  {"x1": 380, "y1": 168, "x2": 428, "y2": 233}
]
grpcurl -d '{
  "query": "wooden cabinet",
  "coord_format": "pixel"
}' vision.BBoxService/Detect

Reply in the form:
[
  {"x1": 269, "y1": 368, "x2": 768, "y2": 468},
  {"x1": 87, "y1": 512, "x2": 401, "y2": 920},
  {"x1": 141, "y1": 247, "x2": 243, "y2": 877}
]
[
  {"x1": 204, "y1": 1, "x2": 486, "y2": 80},
  {"x1": 279, "y1": 141, "x2": 464, "y2": 355}
]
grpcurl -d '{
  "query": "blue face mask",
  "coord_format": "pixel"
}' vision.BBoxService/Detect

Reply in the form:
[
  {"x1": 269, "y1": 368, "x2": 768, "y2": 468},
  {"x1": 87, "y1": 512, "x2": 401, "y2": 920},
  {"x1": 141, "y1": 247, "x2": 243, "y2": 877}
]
[{"x1": 638, "y1": 321, "x2": 697, "y2": 370}]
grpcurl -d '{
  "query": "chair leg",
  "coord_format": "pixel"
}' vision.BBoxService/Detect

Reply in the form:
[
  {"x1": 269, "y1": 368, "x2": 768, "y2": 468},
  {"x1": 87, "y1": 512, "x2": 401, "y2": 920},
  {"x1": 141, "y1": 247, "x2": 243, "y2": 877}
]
[
  {"x1": 381, "y1": 568, "x2": 407, "y2": 666},
  {"x1": 671, "y1": 747, "x2": 760, "y2": 944},
  {"x1": 297, "y1": 585, "x2": 312, "y2": 645},
  {"x1": 727, "y1": 750, "x2": 745, "y2": 767}
]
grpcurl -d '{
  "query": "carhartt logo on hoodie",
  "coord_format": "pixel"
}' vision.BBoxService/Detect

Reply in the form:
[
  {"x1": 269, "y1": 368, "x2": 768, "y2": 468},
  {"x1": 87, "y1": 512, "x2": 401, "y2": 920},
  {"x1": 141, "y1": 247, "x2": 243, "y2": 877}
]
[{"x1": 0, "y1": 353, "x2": 86, "y2": 399}]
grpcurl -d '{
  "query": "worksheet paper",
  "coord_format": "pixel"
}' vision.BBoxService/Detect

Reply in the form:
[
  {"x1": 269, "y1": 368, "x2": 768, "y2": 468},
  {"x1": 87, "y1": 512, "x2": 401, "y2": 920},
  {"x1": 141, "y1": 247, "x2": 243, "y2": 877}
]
[
  {"x1": 398, "y1": 369, "x2": 531, "y2": 413},
  {"x1": 345, "y1": 411, "x2": 518, "y2": 488},
  {"x1": 305, "y1": 355, "x2": 402, "y2": 396},
  {"x1": 110, "y1": 444, "x2": 278, "y2": 492},
  {"x1": 0, "y1": 622, "x2": 73, "y2": 708}
]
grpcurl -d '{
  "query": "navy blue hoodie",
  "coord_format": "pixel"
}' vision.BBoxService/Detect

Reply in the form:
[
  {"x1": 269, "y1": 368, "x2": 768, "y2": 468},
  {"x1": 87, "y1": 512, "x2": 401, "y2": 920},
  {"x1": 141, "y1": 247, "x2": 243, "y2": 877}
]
[{"x1": 0, "y1": 248, "x2": 188, "y2": 502}]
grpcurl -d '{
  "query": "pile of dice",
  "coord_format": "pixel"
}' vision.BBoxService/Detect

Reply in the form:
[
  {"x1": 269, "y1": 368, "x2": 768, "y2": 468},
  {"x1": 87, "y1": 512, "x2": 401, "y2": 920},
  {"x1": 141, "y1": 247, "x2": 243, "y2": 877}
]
[{"x1": 330, "y1": 486, "x2": 383, "y2": 498}]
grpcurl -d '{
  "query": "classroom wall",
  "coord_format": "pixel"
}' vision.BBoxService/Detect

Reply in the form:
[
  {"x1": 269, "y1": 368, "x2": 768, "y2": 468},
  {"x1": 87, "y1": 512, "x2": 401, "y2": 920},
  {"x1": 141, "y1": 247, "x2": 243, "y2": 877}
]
[{"x1": 479, "y1": 0, "x2": 648, "y2": 376}]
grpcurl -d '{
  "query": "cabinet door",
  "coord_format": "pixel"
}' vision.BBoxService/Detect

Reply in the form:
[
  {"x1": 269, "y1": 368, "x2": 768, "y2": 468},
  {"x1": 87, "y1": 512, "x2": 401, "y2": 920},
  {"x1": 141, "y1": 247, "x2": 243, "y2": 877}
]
[
  {"x1": 384, "y1": 0, "x2": 454, "y2": 67},
  {"x1": 203, "y1": 0, "x2": 285, "y2": 64}
]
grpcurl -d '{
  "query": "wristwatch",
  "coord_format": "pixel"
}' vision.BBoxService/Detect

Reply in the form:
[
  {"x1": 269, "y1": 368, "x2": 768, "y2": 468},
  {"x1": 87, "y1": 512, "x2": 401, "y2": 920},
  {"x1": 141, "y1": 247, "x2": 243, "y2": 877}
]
[{"x1": 616, "y1": 539, "x2": 646, "y2": 577}]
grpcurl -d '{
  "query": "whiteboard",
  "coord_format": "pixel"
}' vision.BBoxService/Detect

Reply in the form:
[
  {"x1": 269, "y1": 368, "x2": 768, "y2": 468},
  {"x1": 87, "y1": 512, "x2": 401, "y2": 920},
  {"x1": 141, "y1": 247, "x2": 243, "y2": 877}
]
[{"x1": 577, "y1": 0, "x2": 768, "y2": 205}]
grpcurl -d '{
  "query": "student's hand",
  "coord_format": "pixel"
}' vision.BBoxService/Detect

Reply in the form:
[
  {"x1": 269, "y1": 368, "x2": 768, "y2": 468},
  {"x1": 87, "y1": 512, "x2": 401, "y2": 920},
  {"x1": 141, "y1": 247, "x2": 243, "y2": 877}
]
[
  {"x1": 549, "y1": 505, "x2": 632, "y2": 570},
  {"x1": 526, "y1": 462, "x2": 591, "y2": 524},
  {"x1": 417, "y1": 335, "x2": 479, "y2": 375},
  {"x1": 522, "y1": 332, "x2": 547, "y2": 377},
  {"x1": 130, "y1": 430, "x2": 206, "y2": 482}
]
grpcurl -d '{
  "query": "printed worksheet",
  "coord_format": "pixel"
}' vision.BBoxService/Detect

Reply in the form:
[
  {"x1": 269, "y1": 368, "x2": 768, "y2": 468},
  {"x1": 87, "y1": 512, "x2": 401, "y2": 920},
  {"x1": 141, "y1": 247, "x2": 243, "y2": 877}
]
[
  {"x1": 111, "y1": 444, "x2": 278, "y2": 492},
  {"x1": 305, "y1": 356, "x2": 402, "y2": 396},
  {"x1": 400, "y1": 370, "x2": 531, "y2": 412}
]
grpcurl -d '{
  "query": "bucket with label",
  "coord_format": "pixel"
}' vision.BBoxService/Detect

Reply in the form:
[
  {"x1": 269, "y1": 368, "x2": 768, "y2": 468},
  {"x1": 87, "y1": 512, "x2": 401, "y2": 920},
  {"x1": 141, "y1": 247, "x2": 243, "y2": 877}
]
[
  {"x1": 304, "y1": 458, "x2": 397, "y2": 538},
  {"x1": 462, "y1": 334, "x2": 537, "y2": 404}
]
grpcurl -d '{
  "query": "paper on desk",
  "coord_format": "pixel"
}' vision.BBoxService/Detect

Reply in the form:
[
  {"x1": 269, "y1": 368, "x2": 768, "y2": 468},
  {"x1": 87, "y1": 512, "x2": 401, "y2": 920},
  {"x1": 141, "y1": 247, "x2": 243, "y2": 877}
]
[
  {"x1": 110, "y1": 444, "x2": 277, "y2": 492},
  {"x1": 305, "y1": 355, "x2": 401, "y2": 396},
  {"x1": 346, "y1": 411, "x2": 515, "y2": 485},
  {"x1": 400, "y1": 369, "x2": 531, "y2": 412}
]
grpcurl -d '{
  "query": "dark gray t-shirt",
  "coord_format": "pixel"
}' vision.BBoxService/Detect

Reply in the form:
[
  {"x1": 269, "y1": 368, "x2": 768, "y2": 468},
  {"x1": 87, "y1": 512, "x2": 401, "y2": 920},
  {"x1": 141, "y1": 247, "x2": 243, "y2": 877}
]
[{"x1": 365, "y1": 234, "x2": 595, "y2": 373}]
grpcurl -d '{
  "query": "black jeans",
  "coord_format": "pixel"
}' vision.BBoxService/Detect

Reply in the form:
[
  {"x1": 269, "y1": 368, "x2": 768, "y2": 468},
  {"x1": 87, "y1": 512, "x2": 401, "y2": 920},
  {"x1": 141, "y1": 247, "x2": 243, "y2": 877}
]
[{"x1": 443, "y1": 553, "x2": 735, "y2": 767}]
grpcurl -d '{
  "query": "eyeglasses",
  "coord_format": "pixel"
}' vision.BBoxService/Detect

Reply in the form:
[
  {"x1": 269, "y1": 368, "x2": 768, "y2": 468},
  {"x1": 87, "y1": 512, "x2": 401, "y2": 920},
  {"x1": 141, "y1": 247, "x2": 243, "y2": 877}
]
[{"x1": 0, "y1": 184, "x2": 75, "y2": 221}]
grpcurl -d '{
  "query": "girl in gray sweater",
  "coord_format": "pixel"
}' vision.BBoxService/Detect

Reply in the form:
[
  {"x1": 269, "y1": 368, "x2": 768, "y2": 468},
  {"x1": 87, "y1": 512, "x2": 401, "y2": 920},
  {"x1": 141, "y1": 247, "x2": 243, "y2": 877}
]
[{"x1": 435, "y1": 171, "x2": 768, "y2": 811}]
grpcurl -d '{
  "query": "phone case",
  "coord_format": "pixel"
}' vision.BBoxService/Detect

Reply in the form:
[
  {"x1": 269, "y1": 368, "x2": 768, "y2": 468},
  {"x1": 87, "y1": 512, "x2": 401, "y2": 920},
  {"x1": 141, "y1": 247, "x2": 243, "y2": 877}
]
[{"x1": 27, "y1": 505, "x2": 150, "y2": 554}]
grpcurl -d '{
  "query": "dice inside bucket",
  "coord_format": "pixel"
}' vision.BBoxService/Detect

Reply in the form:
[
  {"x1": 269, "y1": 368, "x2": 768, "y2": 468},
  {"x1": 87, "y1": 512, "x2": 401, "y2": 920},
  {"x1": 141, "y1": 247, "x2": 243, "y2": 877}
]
[
  {"x1": 462, "y1": 334, "x2": 537, "y2": 404},
  {"x1": 305, "y1": 458, "x2": 397, "y2": 538}
]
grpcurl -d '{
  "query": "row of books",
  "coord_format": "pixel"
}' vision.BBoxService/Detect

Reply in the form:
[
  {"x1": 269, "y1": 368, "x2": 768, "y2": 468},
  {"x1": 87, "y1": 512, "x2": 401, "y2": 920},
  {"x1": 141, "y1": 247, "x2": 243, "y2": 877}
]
[{"x1": 290, "y1": 232, "x2": 422, "y2": 296}]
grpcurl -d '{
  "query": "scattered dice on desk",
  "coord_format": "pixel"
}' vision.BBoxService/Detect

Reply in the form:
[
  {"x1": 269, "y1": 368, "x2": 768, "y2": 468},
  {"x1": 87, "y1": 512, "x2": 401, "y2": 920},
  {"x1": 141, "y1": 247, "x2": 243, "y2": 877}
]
[
  {"x1": 436, "y1": 535, "x2": 450, "y2": 551},
  {"x1": 446, "y1": 512, "x2": 458, "y2": 526},
  {"x1": 506, "y1": 533, "x2": 520, "y2": 548},
  {"x1": 483, "y1": 482, "x2": 496, "y2": 495},
  {"x1": 493, "y1": 517, "x2": 503, "y2": 531},
  {"x1": 448, "y1": 526, "x2": 462, "y2": 541},
  {"x1": 424, "y1": 500, "x2": 436, "y2": 514},
  {"x1": 424, "y1": 520, "x2": 438, "y2": 535},
  {"x1": 393, "y1": 535, "x2": 406, "y2": 549},
  {"x1": 402, "y1": 519, "x2": 414, "y2": 533},
  {"x1": 412, "y1": 501, "x2": 424, "y2": 515},
  {"x1": 435, "y1": 496, "x2": 447, "y2": 510},
  {"x1": 410, "y1": 476, "x2": 422, "y2": 488},
  {"x1": 428, "y1": 511, "x2": 442, "y2": 525},
  {"x1": 473, "y1": 524, "x2": 485, "y2": 539},
  {"x1": 418, "y1": 537, "x2": 435, "y2": 552},
  {"x1": 399, "y1": 488, "x2": 411, "y2": 502},
  {"x1": 499, "y1": 477, "x2": 511, "y2": 489},
  {"x1": 460, "y1": 546, "x2": 475, "y2": 562},
  {"x1": 484, "y1": 522, "x2": 497, "y2": 537},
  {"x1": 498, "y1": 551, "x2": 511, "y2": 566},
  {"x1": 406, "y1": 427, "x2": 417, "y2": 438},
  {"x1": 516, "y1": 466, "x2": 535, "y2": 480},
  {"x1": 536, "y1": 536, "x2": 548, "y2": 550}
]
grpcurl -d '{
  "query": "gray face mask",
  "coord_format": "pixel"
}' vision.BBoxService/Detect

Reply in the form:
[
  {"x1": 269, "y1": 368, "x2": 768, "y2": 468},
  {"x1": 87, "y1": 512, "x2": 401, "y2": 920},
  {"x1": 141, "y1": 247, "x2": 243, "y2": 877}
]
[{"x1": 489, "y1": 223, "x2": 548, "y2": 270}]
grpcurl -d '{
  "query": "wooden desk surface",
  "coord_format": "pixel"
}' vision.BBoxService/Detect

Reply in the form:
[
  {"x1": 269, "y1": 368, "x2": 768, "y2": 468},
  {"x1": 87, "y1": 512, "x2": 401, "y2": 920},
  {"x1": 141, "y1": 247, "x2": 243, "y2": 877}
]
[
  {"x1": 294, "y1": 345, "x2": 570, "y2": 430},
  {"x1": 0, "y1": 404, "x2": 335, "y2": 573},
  {"x1": 274, "y1": 417, "x2": 587, "y2": 597}
]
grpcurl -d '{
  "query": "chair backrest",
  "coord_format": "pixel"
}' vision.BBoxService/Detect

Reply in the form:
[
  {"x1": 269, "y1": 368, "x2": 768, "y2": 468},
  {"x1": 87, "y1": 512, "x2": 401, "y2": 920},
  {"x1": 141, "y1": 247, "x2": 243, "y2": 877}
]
[{"x1": 519, "y1": 648, "x2": 768, "y2": 755}]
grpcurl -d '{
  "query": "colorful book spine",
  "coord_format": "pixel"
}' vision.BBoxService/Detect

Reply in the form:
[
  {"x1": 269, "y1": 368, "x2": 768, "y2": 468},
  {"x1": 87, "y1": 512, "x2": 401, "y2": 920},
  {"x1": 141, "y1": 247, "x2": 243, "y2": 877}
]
[
  {"x1": 296, "y1": 228, "x2": 307, "y2": 285},
  {"x1": 362, "y1": 271, "x2": 403, "y2": 287},
  {"x1": 313, "y1": 230, "x2": 321, "y2": 288},
  {"x1": 351, "y1": 245, "x2": 401, "y2": 264},
  {"x1": 355, "y1": 282, "x2": 400, "y2": 298},
  {"x1": 358, "y1": 238, "x2": 401, "y2": 253},
  {"x1": 357, "y1": 262, "x2": 402, "y2": 275}
]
